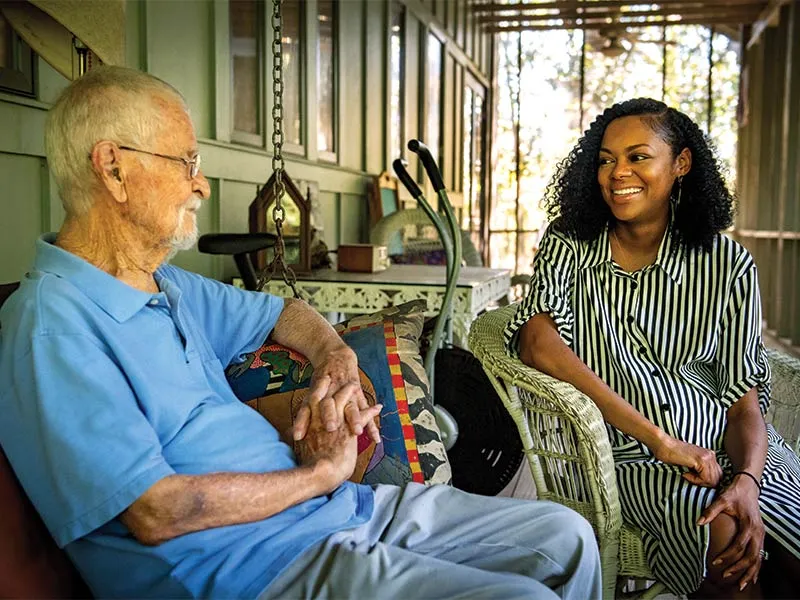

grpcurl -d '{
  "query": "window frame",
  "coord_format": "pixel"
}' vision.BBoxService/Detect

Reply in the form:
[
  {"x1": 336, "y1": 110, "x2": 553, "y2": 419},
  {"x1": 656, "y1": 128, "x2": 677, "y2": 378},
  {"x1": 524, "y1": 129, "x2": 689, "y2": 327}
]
[
  {"x1": 315, "y1": 0, "x2": 338, "y2": 163},
  {"x1": 424, "y1": 29, "x2": 444, "y2": 164},
  {"x1": 279, "y1": 0, "x2": 306, "y2": 157},
  {"x1": 0, "y1": 16, "x2": 36, "y2": 98},
  {"x1": 229, "y1": 0, "x2": 265, "y2": 147},
  {"x1": 387, "y1": 0, "x2": 406, "y2": 170},
  {"x1": 463, "y1": 72, "x2": 488, "y2": 257}
]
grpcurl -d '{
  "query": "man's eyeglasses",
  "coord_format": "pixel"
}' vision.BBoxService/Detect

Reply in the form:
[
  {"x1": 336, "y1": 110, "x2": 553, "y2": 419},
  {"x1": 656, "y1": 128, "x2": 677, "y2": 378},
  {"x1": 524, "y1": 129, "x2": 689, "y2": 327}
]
[{"x1": 117, "y1": 145, "x2": 202, "y2": 179}]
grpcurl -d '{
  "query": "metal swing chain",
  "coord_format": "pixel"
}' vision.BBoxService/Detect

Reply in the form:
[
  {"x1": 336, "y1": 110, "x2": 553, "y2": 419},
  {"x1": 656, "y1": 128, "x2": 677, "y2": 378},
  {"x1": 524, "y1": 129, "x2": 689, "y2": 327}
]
[{"x1": 257, "y1": 0, "x2": 299, "y2": 297}]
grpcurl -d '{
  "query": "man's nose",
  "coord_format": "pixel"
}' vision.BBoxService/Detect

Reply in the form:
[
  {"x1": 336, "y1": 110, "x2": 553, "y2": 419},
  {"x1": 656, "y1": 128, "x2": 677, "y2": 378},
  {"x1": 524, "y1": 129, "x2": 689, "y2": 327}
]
[{"x1": 194, "y1": 172, "x2": 211, "y2": 200}]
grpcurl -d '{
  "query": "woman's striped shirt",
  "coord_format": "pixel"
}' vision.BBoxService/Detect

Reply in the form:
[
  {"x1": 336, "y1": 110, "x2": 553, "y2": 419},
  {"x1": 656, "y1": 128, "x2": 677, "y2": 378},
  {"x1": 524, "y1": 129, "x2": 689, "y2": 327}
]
[
  {"x1": 505, "y1": 224, "x2": 771, "y2": 457},
  {"x1": 504, "y1": 223, "x2": 800, "y2": 594}
]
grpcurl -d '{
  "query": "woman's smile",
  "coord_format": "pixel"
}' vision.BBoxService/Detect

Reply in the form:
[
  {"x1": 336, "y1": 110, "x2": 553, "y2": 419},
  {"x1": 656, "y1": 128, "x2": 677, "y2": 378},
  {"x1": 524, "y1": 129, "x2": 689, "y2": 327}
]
[{"x1": 610, "y1": 186, "x2": 643, "y2": 201}]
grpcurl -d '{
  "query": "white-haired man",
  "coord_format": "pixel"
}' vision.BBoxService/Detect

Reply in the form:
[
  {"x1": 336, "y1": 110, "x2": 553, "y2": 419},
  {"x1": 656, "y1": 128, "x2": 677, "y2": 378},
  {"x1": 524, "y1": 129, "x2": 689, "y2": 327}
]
[{"x1": 0, "y1": 67, "x2": 601, "y2": 599}]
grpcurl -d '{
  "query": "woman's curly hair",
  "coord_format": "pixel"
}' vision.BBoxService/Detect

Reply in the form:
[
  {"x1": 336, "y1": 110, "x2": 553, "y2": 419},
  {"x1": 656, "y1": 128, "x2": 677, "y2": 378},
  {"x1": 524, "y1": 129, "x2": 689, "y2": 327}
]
[{"x1": 544, "y1": 97, "x2": 734, "y2": 251}]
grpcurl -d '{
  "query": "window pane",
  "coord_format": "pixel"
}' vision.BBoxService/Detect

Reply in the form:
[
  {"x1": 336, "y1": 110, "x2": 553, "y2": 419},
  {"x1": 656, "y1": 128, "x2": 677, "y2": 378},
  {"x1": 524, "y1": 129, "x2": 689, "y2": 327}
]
[
  {"x1": 317, "y1": 0, "x2": 336, "y2": 154},
  {"x1": 282, "y1": 0, "x2": 303, "y2": 147},
  {"x1": 390, "y1": 3, "x2": 405, "y2": 162},
  {"x1": 489, "y1": 233, "x2": 517, "y2": 272},
  {"x1": 230, "y1": 0, "x2": 260, "y2": 136},
  {"x1": 0, "y1": 13, "x2": 11, "y2": 69},
  {"x1": 518, "y1": 30, "x2": 581, "y2": 231},
  {"x1": 664, "y1": 26, "x2": 712, "y2": 132},
  {"x1": 462, "y1": 87, "x2": 473, "y2": 231},
  {"x1": 516, "y1": 231, "x2": 540, "y2": 276},
  {"x1": 710, "y1": 31, "x2": 740, "y2": 187},
  {"x1": 491, "y1": 33, "x2": 519, "y2": 233},
  {"x1": 582, "y1": 26, "x2": 664, "y2": 131},
  {"x1": 0, "y1": 12, "x2": 35, "y2": 96},
  {"x1": 470, "y1": 93, "x2": 484, "y2": 232},
  {"x1": 426, "y1": 34, "x2": 442, "y2": 162}
]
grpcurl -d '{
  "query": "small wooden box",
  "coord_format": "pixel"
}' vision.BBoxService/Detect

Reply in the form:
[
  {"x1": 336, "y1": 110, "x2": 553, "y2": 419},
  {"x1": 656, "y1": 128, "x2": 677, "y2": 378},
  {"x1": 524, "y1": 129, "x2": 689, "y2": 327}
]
[{"x1": 337, "y1": 244, "x2": 389, "y2": 273}]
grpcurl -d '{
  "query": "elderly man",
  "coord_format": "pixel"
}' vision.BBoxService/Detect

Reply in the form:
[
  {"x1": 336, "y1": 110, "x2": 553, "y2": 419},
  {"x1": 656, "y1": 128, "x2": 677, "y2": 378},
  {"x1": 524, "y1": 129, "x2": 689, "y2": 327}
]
[{"x1": 0, "y1": 66, "x2": 600, "y2": 599}]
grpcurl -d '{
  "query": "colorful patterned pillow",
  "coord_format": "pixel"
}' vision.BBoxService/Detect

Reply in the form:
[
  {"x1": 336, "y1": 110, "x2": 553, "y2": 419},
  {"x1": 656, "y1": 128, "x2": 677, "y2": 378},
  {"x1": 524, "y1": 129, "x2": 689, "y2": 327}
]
[{"x1": 225, "y1": 300, "x2": 452, "y2": 486}]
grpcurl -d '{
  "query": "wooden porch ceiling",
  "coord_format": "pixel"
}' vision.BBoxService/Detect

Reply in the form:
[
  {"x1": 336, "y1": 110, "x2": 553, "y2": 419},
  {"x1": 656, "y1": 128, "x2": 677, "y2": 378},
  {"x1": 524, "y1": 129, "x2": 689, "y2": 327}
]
[{"x1": 471, "y1": 0, "x2": 790, "y2": 43}]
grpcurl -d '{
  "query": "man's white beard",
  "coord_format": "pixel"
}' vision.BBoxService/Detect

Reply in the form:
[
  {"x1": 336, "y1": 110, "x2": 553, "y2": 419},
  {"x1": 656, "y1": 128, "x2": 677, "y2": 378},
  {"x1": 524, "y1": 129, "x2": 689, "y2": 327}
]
[{"x1": 166, "y1": 196, "x2": 201, "y2": 260}]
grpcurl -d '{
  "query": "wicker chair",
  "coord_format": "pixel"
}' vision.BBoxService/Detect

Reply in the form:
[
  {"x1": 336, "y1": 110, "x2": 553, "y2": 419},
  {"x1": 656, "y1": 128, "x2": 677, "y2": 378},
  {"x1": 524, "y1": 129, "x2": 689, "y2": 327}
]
[
  {"x1": 766, "y1": 349, "x2": 800, "y2": 454},
  {"x1": 468, "y1": 305, "x2": 800, "y2": 600}
]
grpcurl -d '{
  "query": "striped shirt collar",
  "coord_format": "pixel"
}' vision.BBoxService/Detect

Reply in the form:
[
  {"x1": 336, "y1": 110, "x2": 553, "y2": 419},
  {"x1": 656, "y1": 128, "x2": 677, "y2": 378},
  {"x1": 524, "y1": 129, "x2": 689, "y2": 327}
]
[{"x1": 579, "y1": 224, "x2": 685, "y2": 284}]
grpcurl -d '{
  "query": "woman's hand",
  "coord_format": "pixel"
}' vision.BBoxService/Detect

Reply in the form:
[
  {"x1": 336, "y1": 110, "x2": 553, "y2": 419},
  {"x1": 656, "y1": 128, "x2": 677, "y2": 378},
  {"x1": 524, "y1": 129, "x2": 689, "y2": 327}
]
[
  {"x1": 650, "y1": 435, "x2": 722, "y2": 487},
  {"x1": 698, "y1": 475, "x2": 765, "y2": 591}
]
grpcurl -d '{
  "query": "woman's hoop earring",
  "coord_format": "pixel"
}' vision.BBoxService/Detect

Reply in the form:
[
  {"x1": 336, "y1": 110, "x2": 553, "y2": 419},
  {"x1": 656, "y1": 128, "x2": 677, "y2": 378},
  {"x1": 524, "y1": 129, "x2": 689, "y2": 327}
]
[{"x1": 675, "y1": 176, "x2": 683, "y2": 206}]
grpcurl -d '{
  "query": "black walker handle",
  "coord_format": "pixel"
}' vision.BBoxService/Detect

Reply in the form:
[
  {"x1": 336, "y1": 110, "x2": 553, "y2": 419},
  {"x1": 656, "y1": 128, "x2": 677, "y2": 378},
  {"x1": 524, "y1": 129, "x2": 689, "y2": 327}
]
[
  {"x1": 392, "y1": 158, "x2": 423, "y2": 198},
  {"x1": 407, "y1": 140, "x2": 445, "y2": 193}
]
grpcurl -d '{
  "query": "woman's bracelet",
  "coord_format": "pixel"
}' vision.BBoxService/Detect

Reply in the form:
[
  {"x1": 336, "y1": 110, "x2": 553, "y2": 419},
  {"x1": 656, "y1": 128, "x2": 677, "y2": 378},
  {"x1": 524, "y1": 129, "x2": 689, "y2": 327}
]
[{"x1": 732, "y1": 470, "x2": 762, "y2": 494}]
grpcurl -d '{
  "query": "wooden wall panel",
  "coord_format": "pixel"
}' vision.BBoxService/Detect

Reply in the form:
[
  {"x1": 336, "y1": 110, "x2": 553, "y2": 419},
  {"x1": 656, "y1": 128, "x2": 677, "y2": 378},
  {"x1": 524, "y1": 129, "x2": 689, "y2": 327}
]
[
  {"x1": 364, "y1": 0, "x2": 387, "y2": 174},
  {"x1": 339, "y1": 192, "x2": 367, "y2": 245},
  {"x1": 339, "y1": 1, "x2": 365, "y2": 171},
  {"x1": 146, "y1": 0, "x2": 215, "y2": 140},
  {"x1": 736, "y1": 2, "x2": 800, "y2": 351},
  {"x1": 318, "y1": 190, "x2": 340, "y2": 251},
  {"x1": 217, "y1": 178, "x2": 261, "y2": 281},
  {"x1": 0, "y1": 155, "x2": 44, "y2": 283}
]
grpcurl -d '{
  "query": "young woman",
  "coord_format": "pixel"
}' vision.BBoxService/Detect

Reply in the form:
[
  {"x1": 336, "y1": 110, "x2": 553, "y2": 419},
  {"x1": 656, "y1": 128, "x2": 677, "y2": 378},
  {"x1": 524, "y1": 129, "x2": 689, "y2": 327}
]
[{"x1": 506, "y1": 98, "x2": 800, "y2": 598}]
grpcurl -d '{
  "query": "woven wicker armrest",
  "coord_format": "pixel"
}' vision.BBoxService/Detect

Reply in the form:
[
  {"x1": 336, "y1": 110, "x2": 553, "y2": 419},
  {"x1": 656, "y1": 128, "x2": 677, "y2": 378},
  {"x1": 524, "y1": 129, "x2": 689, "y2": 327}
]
[
  {"x1": 469, "y1": 306, "x2": 621, "y2": 537},
  {"x1": 766, "y1": 348, "x2": 800, "y2": 454}
]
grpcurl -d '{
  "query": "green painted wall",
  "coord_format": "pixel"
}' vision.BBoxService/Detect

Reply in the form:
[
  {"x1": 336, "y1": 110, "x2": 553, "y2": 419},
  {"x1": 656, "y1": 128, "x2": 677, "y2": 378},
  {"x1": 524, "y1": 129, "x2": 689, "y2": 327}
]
[
  {"x1": 0, "y1": 0, "x2": 492, "y2": 284},
  {"x1": 735, "y1": 2, "x2": 800, "y2": 348}
]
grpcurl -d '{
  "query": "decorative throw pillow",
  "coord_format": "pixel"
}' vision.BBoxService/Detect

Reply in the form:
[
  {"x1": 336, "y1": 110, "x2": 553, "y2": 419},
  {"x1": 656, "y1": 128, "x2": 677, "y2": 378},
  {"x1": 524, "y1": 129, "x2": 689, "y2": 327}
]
[{"x1": 226, "y1": 300, "x2": 452, "y2": 487}]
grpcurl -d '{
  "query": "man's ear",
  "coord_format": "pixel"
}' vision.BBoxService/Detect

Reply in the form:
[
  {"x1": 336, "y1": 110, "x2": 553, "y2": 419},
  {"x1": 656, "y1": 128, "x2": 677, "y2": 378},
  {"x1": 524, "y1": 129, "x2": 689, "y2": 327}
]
[
  {"x1": 90, "y1": 141, "x2": 127, "y2": 203},
  {"x1": 676, "y1": 147, "x2": 692, "y2": 178}
]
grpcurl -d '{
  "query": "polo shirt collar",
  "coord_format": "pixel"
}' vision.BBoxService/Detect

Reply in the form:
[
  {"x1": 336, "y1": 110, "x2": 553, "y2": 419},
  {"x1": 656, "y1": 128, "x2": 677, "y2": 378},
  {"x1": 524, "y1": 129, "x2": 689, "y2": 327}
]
[
  {"x1": 34, "y1": 234, "x2": 157, "y2": 322},
  {"x1": 579, "y1": 221, "x2": 684, "y2": 284}
]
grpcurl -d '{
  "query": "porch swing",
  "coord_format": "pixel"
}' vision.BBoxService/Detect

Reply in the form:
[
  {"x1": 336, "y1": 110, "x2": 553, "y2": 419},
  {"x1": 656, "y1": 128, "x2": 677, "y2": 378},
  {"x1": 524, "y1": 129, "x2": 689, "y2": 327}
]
[{"x1": 200, "y1": 0, "x2": 523, "y2": 497}]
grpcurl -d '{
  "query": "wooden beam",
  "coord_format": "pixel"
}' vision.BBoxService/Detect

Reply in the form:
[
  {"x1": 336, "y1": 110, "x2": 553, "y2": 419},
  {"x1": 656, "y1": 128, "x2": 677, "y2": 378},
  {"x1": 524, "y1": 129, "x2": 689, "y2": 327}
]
[
  {"x1": 747, "y1": 0, "x2": 791, "y2": 48},
  {"x1": 736, "y1": 230, "x2": 800, "y2": 240},
  {"x1": 486, "y1": 16, "x2": 763, "y2": 32},
  {"x1": 478, "y1": 6, "x2": 763, "y2": 23},
  {"x1": 472, "y1": 1, "x2": 767, "y2": 14}
]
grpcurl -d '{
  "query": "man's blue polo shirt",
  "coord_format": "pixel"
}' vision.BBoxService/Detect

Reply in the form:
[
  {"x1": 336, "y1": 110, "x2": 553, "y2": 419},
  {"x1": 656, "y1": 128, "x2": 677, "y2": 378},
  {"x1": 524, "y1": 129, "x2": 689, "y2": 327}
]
[{"x1": 0, "y1": 235, "x2": 374, "y2": 598}]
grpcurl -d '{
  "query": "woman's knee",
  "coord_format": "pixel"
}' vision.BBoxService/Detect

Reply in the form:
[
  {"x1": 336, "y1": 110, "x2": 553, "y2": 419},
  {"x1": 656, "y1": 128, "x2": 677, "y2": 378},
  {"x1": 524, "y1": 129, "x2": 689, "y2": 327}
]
[{"x1": 703, "y1": 512, "x2": 738, "y2": 587}]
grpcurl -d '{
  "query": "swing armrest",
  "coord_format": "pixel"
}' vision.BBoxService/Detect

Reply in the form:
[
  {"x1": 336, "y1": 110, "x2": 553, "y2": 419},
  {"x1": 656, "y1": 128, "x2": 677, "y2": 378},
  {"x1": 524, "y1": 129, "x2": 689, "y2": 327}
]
[{"x1": 198, "y1": 233, "x2": 278, "y2": 255}]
